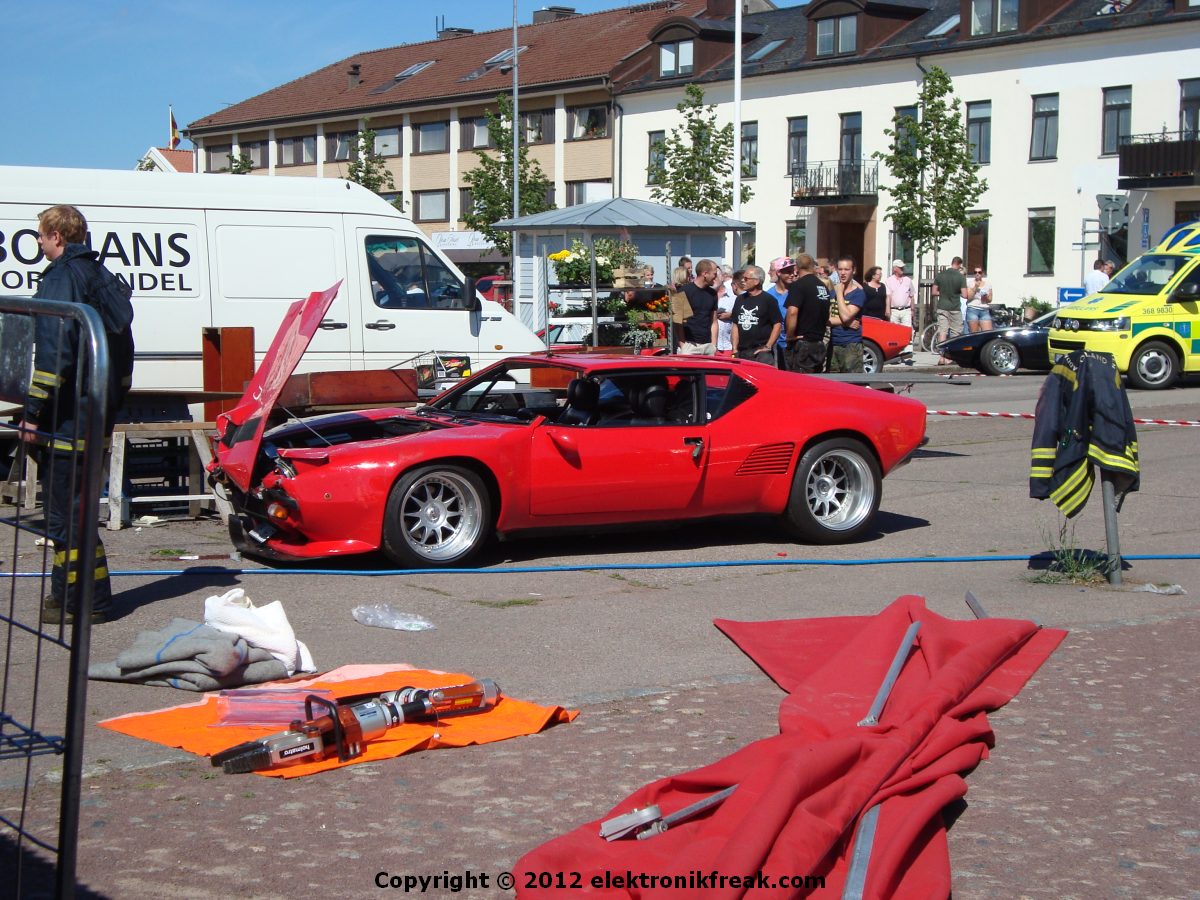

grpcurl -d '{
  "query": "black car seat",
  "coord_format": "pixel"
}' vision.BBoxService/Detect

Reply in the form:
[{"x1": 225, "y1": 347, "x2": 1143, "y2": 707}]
[
  {"x1": 558, "y1": 378, "x2": 600, "y2": 425},
  {"x1": 629, "y1": 379, "x2": 669, "y2": 425}
]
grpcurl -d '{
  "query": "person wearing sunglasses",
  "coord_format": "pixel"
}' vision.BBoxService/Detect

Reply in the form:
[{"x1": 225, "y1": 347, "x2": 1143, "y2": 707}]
[{"x1": 965, "y1": 265, "x2": 993, "y2": 333}]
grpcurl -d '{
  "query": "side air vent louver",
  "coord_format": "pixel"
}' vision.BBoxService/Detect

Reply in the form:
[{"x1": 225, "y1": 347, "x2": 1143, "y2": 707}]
[{"x1": 735, "y1": 443, "x2": 795, "y2": 476}]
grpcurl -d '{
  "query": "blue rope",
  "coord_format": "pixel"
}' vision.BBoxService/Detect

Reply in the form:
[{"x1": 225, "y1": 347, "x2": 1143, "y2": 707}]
[{"x1": 3, "y1": 552, "x2": 1198, "y2": 579}]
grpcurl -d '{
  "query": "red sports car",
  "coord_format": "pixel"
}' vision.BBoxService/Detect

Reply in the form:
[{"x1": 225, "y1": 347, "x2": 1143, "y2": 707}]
[
  {"x1": 860, "y1": 317, "x2": 913, "y2": 372},
  {"x1": 208, "y1": 287, "x2": 927, "y2": 568}
]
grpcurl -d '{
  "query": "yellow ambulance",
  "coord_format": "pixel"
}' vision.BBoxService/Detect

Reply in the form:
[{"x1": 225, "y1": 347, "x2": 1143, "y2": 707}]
[{"x1": 1047, "y1": 220, "x2": 1200, "y2": 389}]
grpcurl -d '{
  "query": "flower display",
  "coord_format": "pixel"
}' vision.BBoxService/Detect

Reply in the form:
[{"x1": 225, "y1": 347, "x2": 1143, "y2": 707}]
[{"x1": 549, "y1": 238, "x2": 639, "y2": 285}]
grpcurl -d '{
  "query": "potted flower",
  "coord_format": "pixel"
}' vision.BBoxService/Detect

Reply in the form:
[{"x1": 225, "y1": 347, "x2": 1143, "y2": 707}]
[
  {"x1": 1021, "y1": 296, "x2": 1054, "y2": 321},
  {"x1": 548, "y1": 237, "x2": 640, "y2": 287}
]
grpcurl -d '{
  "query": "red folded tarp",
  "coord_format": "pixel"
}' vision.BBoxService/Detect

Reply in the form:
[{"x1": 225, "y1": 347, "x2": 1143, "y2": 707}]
[{"x1": 517, "y1": 595, "x2": 1065, "y2": 898}]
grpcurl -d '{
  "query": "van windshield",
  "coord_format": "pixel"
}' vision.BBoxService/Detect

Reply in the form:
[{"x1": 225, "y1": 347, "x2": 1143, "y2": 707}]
[
  {"x1": 365, "y1": 236, "x2": 468, "y2": 310},
  {"x1": 1103, "y1": 254, "x2": 1187, "y2": 296}
]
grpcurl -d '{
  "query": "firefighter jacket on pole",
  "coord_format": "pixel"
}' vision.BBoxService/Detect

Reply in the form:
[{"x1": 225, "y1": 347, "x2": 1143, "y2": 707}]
[{"x1": 1029, "y1": 349, "x2": 1139, "y2": 518}]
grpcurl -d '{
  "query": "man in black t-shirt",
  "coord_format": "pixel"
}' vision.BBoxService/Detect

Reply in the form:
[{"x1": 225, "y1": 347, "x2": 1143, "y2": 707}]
[
  {"x1": 784, "y1": 254, "x2": 830, "y2": 373},
  {"x1": 731, "y1": 265, "x2": 782, "y2": 365},
  {"x1": 679, "y1": 259, "x2": 719, "y2": 355}
]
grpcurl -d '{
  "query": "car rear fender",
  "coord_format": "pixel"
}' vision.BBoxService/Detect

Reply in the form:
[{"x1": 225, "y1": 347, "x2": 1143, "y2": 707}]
[{"x1": 796, "y1": 429, "x2": 884, "y2": 474}]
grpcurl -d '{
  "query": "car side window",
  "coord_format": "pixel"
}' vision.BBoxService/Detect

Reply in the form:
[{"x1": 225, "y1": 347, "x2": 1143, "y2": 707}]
[
  {"x1": 705, "y1": 373, "x2": 756, "y2": 421},
  {"x1": 365, "y1": 236, "x2": 467, "y2": 310},
  {"x1": 585, "y1": 374, "x2": 701, "y2": 426}
]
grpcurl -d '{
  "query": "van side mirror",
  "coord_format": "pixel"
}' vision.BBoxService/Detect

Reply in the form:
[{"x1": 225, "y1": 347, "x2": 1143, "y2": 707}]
[
  {"x1": 1172, "y1": 281, "x2": 1200, "y2": 301},
  {"x1": 463, "y1": 277, "x2": 482, "y2": 311}
]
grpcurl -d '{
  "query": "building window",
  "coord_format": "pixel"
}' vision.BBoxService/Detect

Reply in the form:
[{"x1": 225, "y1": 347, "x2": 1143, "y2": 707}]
[
  {"x1": 206, "y1": 145, "x2": 231, "y2": 173},
  {"x1": 326, "y1": 131, "x2": 356, "y2": 162},
  {"x1": 1024, "y1": 95, "x2": 1058, "y2": 162},
  {"x1": 964, "y1": 213, "x2": 989, "y2": 272},
  {"x1": 242, "y1": 140, "x2": 269, "y2": 169},
  {"x1": 414, "y1": 121, "x2": 449, "y2": 154},
  {"x1": 786, "y1": 219, "x2": 807, "y2": 256},
  {"x1": 816, "y1": 15, "x2": 856, "y2": 56},
  {"x1": 892, "y1": 105, "x2": 918, "y2": 154},
  {"x1": 520, "y1": 110, "x2": 553, "y2": 145},
  {"x1": 890, "y1": 230, "x2": 914, "y2": 269},
  {"x1": 568, "y1": 105, "x2": 608, "y2": 141},
  {"x1": 460, "y1": 117, "x2": 491, "y2": 150},
  {"x1": 1027, "y1": 208, "x2": 1055, "y2": 275},
  {"x1": 1180, "y1": 79, "x2": 1199, "y2": 139},
  {"x1": 840, "y1": 113, "x2": 862, "y2": 163},
  {"x1": 460, "y1": 187, "x2": 476, "y2": 219},
  {"x1": 659, "y1": 40, "x2": 694, "y2": 77},
  {"x1": 970, "y1": 0, "x2": 1019, "y2": 36},
  {"x1": 566, "y1": 180, "x2": 612, "y2": 206},
  {"x1": 748, "y1": 39, "x2": 785, "y2": 62},
  {"x1": 967, "y1": 101, "x2": 991, "y2": 165},
  {"x1": 414, "y1": 190, "x2": 449, "y2": 222},
  {"x1": 741, "y1": 122, "x2": 758, "y2": 178},
  {"x1": 374, "y1": 127, "x2": 401, "y2": 157},
  {"x1": 787, "y1": 117, "x2": 808, "y2": 174},
  {"x1": 1101, "y1": 86, "x2": 1131, "y2": 155},
  {"x1": 278, "y1": 135, "x2": 316, "y2": 166},
  {"x1": 647, "y1": 130, "x2": 666, "y2": 185}
]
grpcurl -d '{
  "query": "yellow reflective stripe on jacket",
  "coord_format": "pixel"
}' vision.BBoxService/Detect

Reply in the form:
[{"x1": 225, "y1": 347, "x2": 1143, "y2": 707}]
[
  {"x1": 1030, "y1": 465, "x2": 1053, "y2": 478},
  {"x1": 1031, "y1": 447, "x2": 1056, "y2": 460},
  {"x1": 31, "y1": 368, "x2": 64, "y2": 388},
  {"x1": 1087, "y1": 445, "x2": 1139, "y2": 473},
  {"x1": 1049, "y1": 461, "x2": 1091, "y2": 506}
]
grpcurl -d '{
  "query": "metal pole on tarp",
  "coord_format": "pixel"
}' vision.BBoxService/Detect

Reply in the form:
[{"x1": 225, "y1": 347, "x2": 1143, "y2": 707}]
[
  {"x1": 1101, "y1": 472, "x2": 1123, "y2": 585},
  {"x1": 588, "y1": 232, "x2": 598, "y2": 348}
]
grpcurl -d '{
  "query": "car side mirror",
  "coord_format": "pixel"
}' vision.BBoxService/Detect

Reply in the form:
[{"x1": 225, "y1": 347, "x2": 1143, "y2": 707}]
[{"x1": 464, "y1": 276, "x2": 482, "y2": 311}]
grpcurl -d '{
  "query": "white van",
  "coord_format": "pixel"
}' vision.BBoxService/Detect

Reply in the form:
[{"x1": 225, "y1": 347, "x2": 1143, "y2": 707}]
[{"x1": 0, "y1": 165, "x2": 541, "y2": 392}]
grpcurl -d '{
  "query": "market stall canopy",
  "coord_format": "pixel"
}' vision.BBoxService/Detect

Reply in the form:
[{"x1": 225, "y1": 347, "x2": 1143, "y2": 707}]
[{"x1": 493, "y1": 197, "x2": 751, "y2": 233}]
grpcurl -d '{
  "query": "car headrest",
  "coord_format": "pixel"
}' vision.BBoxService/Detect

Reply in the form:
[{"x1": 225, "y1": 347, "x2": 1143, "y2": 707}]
[
  {"x1": 566, "y1": 378, "x2": 600, "y2": 411},
  {"x1": 639, "y1": 383, "x2": 669, "y2": 418}
]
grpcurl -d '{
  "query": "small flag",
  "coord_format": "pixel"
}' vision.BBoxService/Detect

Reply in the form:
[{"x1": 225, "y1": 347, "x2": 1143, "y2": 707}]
[{"x1": 169, "y1": 106, "x2": 181, "y2": 150}]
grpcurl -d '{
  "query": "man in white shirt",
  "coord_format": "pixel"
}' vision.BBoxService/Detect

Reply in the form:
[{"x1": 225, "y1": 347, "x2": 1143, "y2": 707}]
[{"x1": 1084, "y1": 259, "x2": 1109, "y2": 295}]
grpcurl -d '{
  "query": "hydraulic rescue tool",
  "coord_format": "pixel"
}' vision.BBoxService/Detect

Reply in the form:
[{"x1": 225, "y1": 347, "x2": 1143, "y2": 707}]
[{"x1": 211, "y1": 678, "x2": 501, "y2": 774}]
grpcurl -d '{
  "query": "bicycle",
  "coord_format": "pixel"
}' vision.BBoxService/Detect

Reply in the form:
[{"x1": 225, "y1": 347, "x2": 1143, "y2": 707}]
[{"x1": 919, "y1": 322, "x2": 941, "y2": 352}]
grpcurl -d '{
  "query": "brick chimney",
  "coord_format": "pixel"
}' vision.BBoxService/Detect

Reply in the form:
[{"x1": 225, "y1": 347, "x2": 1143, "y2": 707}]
[
  {"x1": 704, "y1": 0, "x2": 736, "y2": 17},
  {"x1": 347, "y1": 64, "x2": 361, "y2": 89},
  {"x1": 532, "y1": 6, "x2": 577, "y2": 24}
]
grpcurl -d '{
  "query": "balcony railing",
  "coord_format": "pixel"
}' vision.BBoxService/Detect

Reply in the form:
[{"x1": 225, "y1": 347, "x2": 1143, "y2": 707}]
[
  {"x1": 791, "y1": 160, "x2": 879, "y2": 205},
  {"x1": 1118, "y1": 130, "x2": 1200, "y2": 189}
]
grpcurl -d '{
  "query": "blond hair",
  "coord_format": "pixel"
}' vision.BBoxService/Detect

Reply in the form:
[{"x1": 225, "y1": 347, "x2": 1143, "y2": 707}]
[{"x1": 38, "y1": 205, "x2": 88, "y2": 244}]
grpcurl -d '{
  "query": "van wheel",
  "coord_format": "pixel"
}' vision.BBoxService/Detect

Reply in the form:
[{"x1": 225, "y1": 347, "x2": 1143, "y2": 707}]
[
  {"x1": 1127, "y1": 341, "x2": 1178, "y2": 390},
  {"x1": 382, "y1": 465, "x2": 491, "y2": 567},
  {"x1": 781, "y1": 438, "x2": 881, "y2": 543}
]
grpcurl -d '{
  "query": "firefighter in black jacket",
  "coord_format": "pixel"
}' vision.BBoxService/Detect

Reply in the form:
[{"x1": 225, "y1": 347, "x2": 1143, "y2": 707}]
[
  {"x1": 20, "y1": 205, "x2": 135, "y2": 625},
  {"x1": 1029, "y1": 348, "x2": 1139, "y2": 518}
]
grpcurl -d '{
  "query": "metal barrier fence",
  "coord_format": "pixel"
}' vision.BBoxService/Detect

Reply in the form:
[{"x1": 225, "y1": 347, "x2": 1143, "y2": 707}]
[{"x1": 1, "y1": 294, "x2": 110, "y2": 898}]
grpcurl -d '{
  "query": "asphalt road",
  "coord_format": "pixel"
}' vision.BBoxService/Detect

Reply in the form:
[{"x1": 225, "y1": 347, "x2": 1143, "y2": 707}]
[{"x1": 3, "y1": 370, "x2": 1197, "y2": 898}]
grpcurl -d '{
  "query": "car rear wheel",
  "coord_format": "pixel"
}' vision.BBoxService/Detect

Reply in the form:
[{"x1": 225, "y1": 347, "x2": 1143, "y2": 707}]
[
  {"x1": 781, "y1": 438, "x2": 881, "y2": 543},
  {"x1": 1126, "y1": 341, "x2": 1178, "y2": 390},
  {"x1": 979, "y1": 338, "x2": 1020, "y2": 376},
  {"x1": 382, "y1": 465, "x2": 491, "y2": 567},
  {"x1": 861, "y1": 339, "x2": 883, "y2": 374}
]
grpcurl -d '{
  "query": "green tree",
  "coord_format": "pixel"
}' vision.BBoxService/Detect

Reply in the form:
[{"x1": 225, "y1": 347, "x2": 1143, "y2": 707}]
[
  {"x1": 648, "y1": 84, "x2": 752, "y2": 215},
  {"x1": 226, "y1": 152, "x2": 255, "y2": 175},
  {"x1": 462, "y1": 94, "x2": 554, "y2": 257},
  {"x1": 873, "y1": 65, "x2": 988, "y2": 275},
  {"x1": 347, "y1": 126, "x2": 397, "y2": 196}
]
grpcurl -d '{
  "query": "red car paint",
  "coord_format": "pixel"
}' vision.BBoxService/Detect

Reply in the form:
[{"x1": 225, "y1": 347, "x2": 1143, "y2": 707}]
[{"x1": 209, "y1": 290, "x2": 927, "y2": 567}]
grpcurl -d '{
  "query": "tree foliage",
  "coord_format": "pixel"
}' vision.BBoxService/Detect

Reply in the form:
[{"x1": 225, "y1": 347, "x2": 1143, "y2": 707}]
[
  {"x1": 347, "y1": 127, "x2": 396, "y2": 195},
  {"x1": 648, "y1": 84, "x2": 752, "y2": 216},
  {"x1": 461, "y1": 94, "x2": 555, "y2": 257},
  {"x1": 874, "y1": 66, "x2": 987, "y2": 267},
  {"x1": 226, "y1": 152, "x2": 255, "y2": 175}
]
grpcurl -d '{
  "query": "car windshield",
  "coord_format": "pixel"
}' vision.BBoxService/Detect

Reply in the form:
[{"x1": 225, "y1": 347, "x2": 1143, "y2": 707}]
[
  {"x1": 429, "y1": 361, "x2": 576, "y2": 421},
  {"x1": 1103, "y1": 255, "x2": 1186, "y2": 296}
]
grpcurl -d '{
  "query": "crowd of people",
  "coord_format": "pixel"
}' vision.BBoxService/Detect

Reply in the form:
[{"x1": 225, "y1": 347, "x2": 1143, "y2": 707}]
[{"x1": 666, "y1": 253, "x2": 918, "y2": 374}]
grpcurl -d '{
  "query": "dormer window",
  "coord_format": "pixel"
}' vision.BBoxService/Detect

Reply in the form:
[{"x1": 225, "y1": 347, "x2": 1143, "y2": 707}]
[
  {"x1": 659, "y1": 40, "x2": 694, "y2": 77},
  {"x1": 395, "y1": 60, "x2": 434, "y2": 81},
  {"x1": 969, "y1": 0, "x2": 1018, "y2": 36},
  {"x1": 816, "y1": 15, "x2": 857, "y2": 57}
]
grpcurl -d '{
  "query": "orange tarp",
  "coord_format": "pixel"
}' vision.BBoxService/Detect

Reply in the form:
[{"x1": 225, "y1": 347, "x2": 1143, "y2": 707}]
[{"x1": 99, "y1": 664, "x2": 577, "y2": 778}]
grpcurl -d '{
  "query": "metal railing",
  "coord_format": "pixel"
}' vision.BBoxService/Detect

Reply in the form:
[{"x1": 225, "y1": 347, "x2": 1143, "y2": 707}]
[
  {"x1": 1118, "y1": 130, "x2": 1200, "y2": 180},
  {"x1": 791, "y1": 160, "x2": 880, "y2": 201},
  {"x1": 1, "y1": 294, "x2": 109, "y2": 898}
]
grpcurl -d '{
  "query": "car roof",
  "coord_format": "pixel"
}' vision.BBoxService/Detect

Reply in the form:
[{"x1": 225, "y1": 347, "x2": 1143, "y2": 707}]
[{"x1": 510, "y1": 353, "x2": 753, "y2": 373}]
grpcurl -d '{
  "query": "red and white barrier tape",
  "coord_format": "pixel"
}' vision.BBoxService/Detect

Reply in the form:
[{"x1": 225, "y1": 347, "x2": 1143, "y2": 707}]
[{"x1": 929, "y1": 409, "x2": 1200, "y2": 427}]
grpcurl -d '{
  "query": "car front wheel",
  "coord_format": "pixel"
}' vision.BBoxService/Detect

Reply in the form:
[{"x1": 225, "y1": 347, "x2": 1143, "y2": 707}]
[
  {"x1": 1126, "y1": 341, "x2": 1178, "y2": 390},
  {"x1": 861, "y1": 339, "x2": 883, "y2": 374},
  {"x1": 382, "y1": 465, "x2": 491, "y2": 567},
  {"x1": 781, "y1": 438, "x2": 881, "y2": 543},
  {"x1": 979, "y1": 338, "x2": 1020, "y2": 376}
]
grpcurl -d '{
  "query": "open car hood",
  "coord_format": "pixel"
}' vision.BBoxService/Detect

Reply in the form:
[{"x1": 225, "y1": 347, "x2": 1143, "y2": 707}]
[{"x1": 213, "y1": 282, "x2": 341, "y2": 492}]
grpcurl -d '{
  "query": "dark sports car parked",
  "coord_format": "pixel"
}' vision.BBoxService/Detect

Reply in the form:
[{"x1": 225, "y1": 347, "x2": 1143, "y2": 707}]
[{"x1": 938, "y1": 311, "x2": 1057, "y2": 375}]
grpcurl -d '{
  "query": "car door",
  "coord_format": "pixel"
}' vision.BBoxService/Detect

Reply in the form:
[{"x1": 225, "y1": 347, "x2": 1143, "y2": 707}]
[
  {"x1": 528, "y1": 373, "x2": 708, "y2": 518},
  {"x1": 1169, "y1": 260, "x2": 1200, "y2": 372}
]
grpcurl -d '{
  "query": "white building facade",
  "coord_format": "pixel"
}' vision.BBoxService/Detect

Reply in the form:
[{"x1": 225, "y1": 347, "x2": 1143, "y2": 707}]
[{"x1": 613, "y1": 2, "x2": 1200, "y2": 309}]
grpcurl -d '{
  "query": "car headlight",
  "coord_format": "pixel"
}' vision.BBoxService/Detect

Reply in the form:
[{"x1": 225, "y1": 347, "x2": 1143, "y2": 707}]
[{"x1": 1087, "y1": 317, "x2": 1130, "y2": 332}]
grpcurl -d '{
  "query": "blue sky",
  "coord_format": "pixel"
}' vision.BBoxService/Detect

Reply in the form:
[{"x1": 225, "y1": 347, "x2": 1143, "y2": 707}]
[{"x1": 0, "y1": 0, "x2": 628, "y2": 170}]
